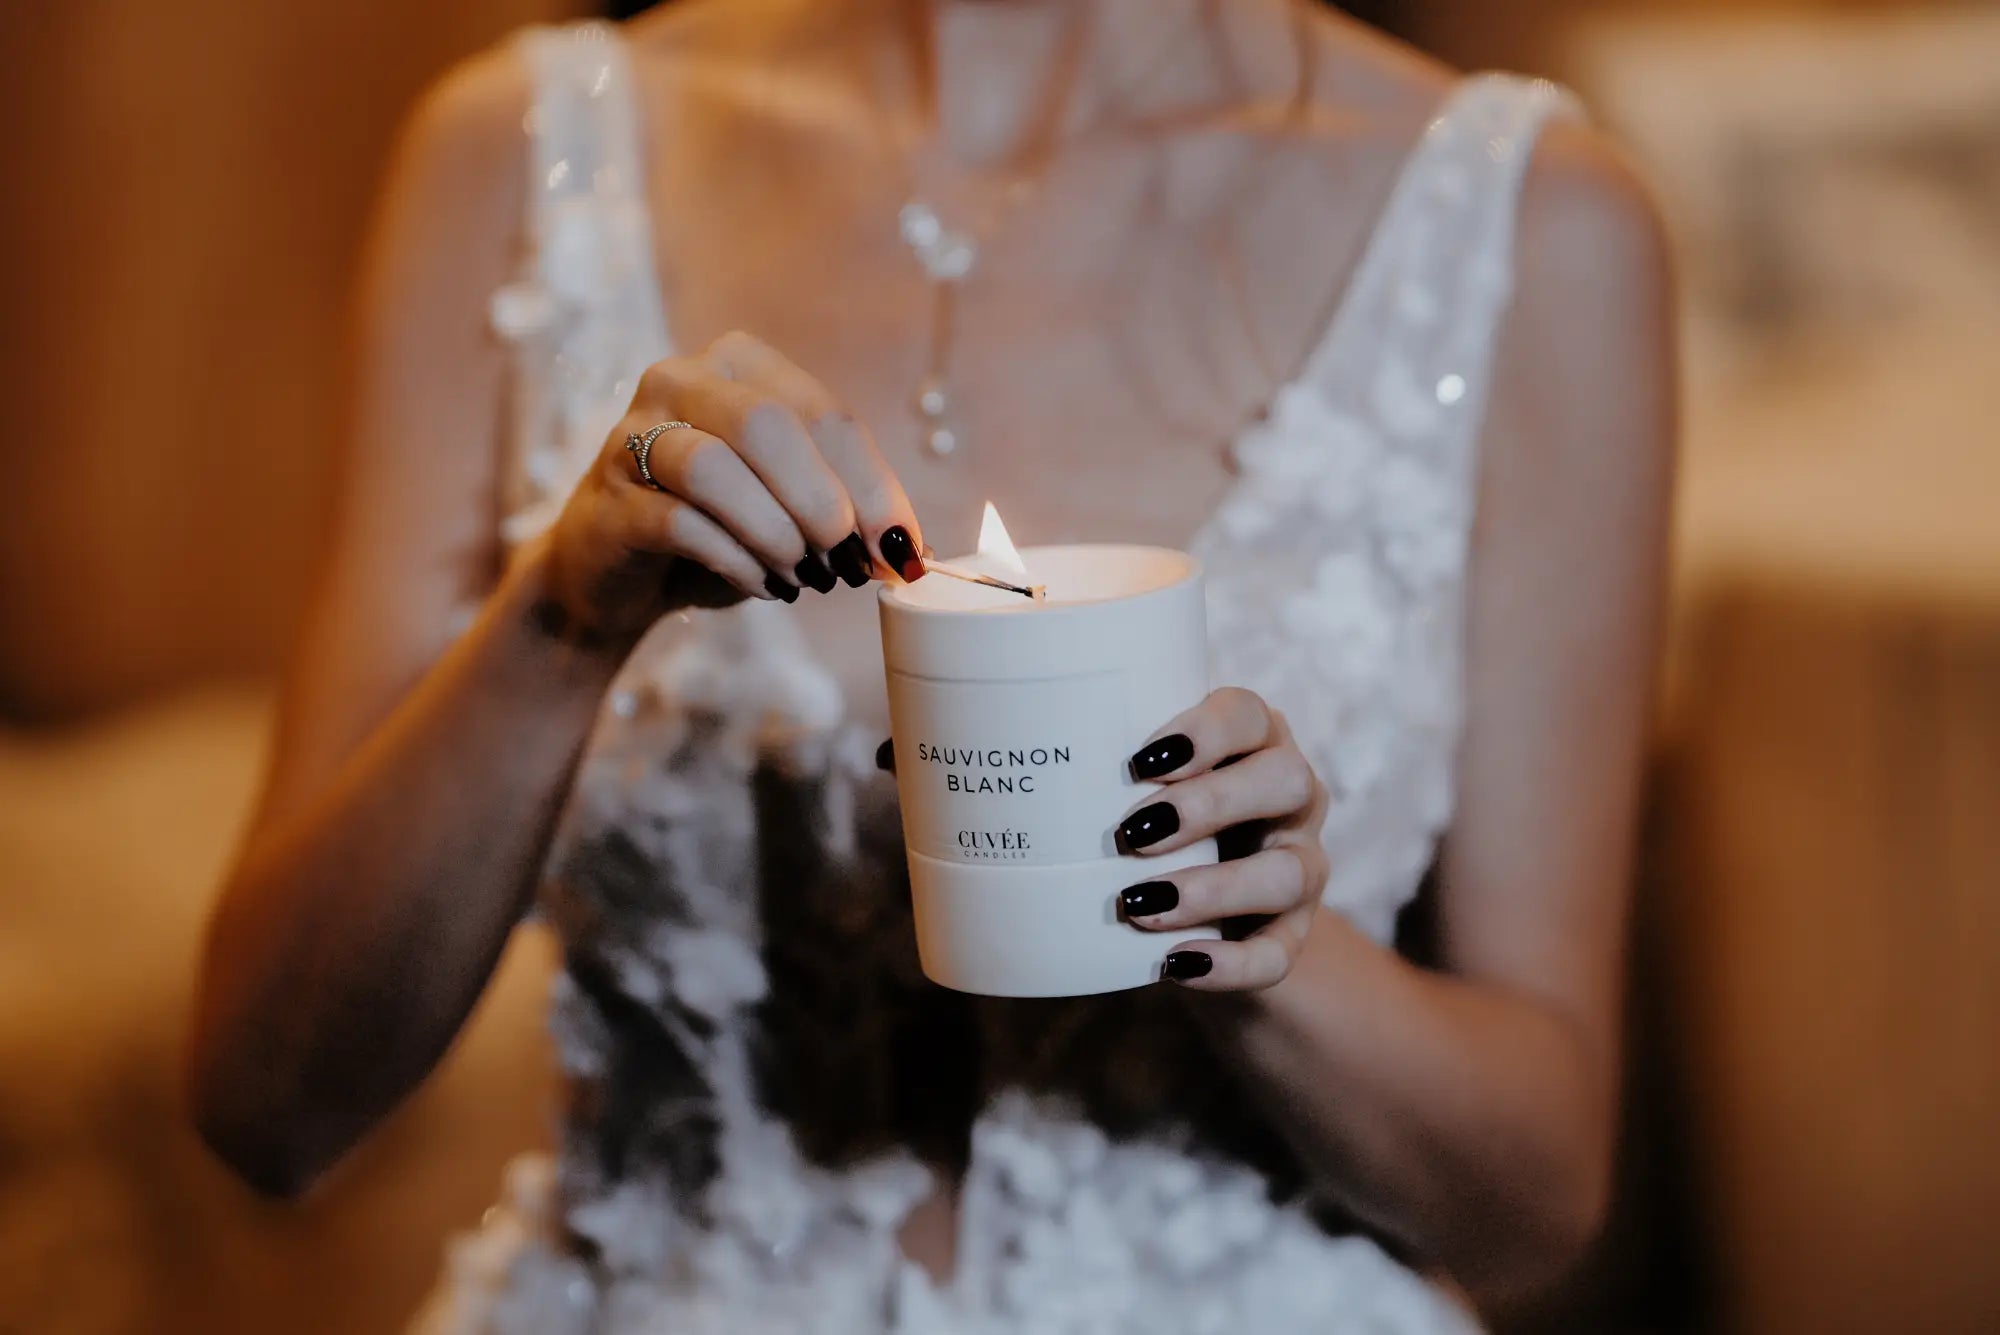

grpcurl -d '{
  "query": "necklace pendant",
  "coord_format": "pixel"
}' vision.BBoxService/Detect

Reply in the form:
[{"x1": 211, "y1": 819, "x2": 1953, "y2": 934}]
[
  {"x1": 914, "y1": 376, "x2": 949, "y2": 421},
  {"x1": 900, "y1": 202, "x2": 978, "y2": 282},
  {"x1": 902, "y1": 200, "x2": 978, "y2": 461},
  {"x1": 913, "y1": 374, "x2": 958, "y2": 457},
  {"x1": 899, "y1": 202, "x2": 942, "y2": 251}
]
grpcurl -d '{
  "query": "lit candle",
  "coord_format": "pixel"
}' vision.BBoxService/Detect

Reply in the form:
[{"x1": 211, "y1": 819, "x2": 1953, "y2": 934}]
[{"x1": 878, "y1": 506, "x2": 1220, "y2": 997}]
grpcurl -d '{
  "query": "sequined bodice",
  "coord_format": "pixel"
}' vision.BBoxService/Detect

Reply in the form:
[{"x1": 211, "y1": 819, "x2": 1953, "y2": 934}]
[{"x1": 431, "y1": 21, "x2": 1576, "y2": 1335}]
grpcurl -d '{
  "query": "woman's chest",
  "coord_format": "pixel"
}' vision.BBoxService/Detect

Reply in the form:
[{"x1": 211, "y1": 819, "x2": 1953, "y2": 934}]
[
  {"x1": 623, "y1": 104, "x2": 1400, "y2": 713},
  {"x1": 659, "y1": 180, "x2": 1253, "y2": 494},
  {"x1": 646, "y1": 194, "x2": 1276, "y2": 716}
]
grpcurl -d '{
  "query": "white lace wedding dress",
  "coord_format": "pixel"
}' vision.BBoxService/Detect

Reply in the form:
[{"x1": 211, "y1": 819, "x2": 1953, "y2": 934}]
[{"x1": 416, "y1": 21, "x2": 1575, "y2": 1335}]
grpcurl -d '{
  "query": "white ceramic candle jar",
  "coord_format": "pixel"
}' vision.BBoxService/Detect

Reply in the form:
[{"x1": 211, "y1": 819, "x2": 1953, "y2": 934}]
[{"x1": 878, "y1": 544, "x2": 1220, "y2": 997}]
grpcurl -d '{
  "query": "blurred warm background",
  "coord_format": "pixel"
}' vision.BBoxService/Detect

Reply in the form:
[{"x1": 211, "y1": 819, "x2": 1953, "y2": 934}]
[{"x1": 2, "y1": 1, "x2": 1995, "y2": 1332}]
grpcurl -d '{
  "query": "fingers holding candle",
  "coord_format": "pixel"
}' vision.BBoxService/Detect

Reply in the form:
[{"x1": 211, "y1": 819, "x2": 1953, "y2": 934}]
[
  {"x1": 1120, "y1": 686, "x2": 1332, "y2": 993},
  {"x1": 1116, "y1": 744, "x2": 1319, "y2": 855},
  {"x1": 1128, "y1": 686, "x2": 1283, "y2": 782},
  {"x1": 1119, "y1": 844, "x2": 1323, "y2": 930},
  {"x1": 1159, "y1": 899, "x2": 1320, "y2": 992}
]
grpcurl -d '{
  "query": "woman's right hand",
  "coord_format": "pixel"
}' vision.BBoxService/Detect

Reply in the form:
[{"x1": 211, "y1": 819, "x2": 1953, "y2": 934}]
[{"x1": 542, "y1": 330, "x2": 928, "y2": 647}]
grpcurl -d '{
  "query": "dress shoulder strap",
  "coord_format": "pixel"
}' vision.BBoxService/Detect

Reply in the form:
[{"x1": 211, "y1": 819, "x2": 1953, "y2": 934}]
[
  {"x1": 493, "y1": 20, "x2": 672, "y2": 545},
  {"x1": 1196, "y1": 75, "x2": 1580, "y2": 942},
  {"x1": 1299, "y1": 73, "x2": 1578, "y2": 441}
]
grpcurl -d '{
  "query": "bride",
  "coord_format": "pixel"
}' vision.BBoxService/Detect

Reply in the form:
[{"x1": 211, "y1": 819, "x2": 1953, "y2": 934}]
[{"x1": 188, "y1": 0, "x2": 1673, "y2": 1329}]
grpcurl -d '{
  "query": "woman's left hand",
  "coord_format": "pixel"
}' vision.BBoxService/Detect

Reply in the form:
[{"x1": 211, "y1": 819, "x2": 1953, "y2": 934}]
[{"x1": 1116, "y1": 687, "x2": 1330, "y2": 991}]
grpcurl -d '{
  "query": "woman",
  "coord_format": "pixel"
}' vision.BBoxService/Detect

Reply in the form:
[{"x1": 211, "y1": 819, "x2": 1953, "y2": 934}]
[{"x1": 189, "y1": 0, "x2": 1674, "y2": 1329}]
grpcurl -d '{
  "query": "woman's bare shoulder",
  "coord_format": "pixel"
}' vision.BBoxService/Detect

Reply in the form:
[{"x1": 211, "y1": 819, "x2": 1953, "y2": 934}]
[
  {"x1": 1305, "y1": 3, "x2": 1669, "y2": 279},
  {"x1": 388, "y1": 41, "x2": 536, "y2": 250},
  {"x1": 1483, "y1": 113, "x2": 1677, "y2": 591},
  {"x1": 398, "y1": 1, "x2": 729, "y2": 199},
  {"x1": 1521, "y1": 116, "x2": 1671, "y2": 270},
  {"x1": 1515, "y1": 115, "x2": 1675, "y2": 378},
  {"x1": 411, "y1": 38, "x2": 535, "y2": 156},
  {"x1": 1308, "y1": 4, "x2": 1670, "y2": 301},
  {"x1": 1300, "y1": 3, "x2": 1672, "y2": 331}
]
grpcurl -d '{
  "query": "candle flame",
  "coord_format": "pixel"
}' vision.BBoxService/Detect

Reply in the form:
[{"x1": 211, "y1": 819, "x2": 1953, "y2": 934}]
[{"x1": 975, "y1": 502, "x2": 1030, "y2": 581}]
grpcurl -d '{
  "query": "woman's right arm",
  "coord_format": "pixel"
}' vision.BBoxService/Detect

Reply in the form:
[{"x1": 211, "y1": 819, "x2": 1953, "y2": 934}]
[
  {"x1": 186, "y1": 52, "x2": 600, "y2": 1198},
  {"x1": 187, "y1": 52, "x2": 923, "y2": 1197}
]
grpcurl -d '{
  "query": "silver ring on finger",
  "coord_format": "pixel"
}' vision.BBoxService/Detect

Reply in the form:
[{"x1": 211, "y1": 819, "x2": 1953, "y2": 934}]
[{"x1": 625, "y1": 421, "x2": 695, "y2": 493}]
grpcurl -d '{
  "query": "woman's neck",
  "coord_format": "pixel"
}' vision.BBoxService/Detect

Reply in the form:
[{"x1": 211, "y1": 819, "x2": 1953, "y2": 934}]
[
  {"x1": 731, "y1": 0, "x2": 1304, "y2": 173},
  {"x1": 900, "y1": 0, "x2": 1246, "y2": 169},
  {"x1": 923, "y1": 0, "x2": 1093, "y2": 167}
]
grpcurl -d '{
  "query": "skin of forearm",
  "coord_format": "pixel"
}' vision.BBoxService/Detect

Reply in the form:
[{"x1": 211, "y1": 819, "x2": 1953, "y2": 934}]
[
  {"x1": 188, "y1": 537, "x2": 625, "y2": 1195},
  {"x1": 1205, "y1": 911, "x2": 1613, "y2": 1298}
]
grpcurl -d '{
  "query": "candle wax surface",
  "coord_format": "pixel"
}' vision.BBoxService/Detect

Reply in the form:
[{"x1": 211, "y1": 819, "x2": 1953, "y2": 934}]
[{"x1": 889, "y1": 545, "x2": 1197, "y2": 614}]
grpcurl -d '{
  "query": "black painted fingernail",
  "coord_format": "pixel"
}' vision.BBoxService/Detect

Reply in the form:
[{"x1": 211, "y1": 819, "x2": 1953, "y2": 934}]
[
  {"x1": 1162, "y1": 950, "x2": 1213, "y2": 982},
  {"x1": 764, "y1": 572, "x2": 799, "y2": 604},
  {"x1": 1120, "y1": 881, "x2": 1179, "y2": 919},
  {"x1": 794, "y1": 552, "x2": 837, "y2": 594},
  {"x1": 875, "y1": 738, "x2": 895, "y2": 773},
  {"x1": 879, "y1": 526, "x2": 925, "y2": 583},
  {"x1": 1130, "y1": 734, "x2": 1194, "y2": 781},
  {"x1": 1118, "y1": 801, "x2": 1179, "y2": 851},
  {"x1": 829, "y1": 532, "x2": 872, "y2": 587}
]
